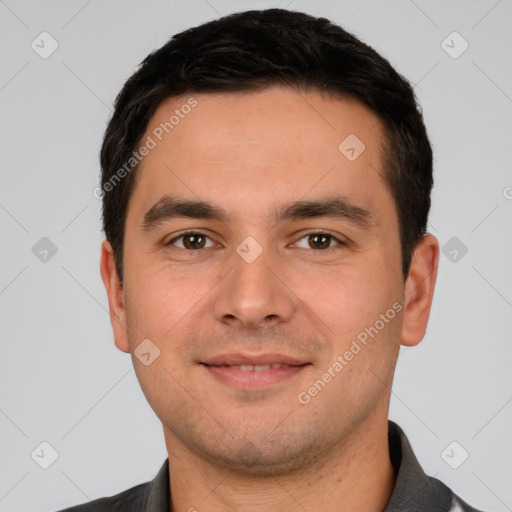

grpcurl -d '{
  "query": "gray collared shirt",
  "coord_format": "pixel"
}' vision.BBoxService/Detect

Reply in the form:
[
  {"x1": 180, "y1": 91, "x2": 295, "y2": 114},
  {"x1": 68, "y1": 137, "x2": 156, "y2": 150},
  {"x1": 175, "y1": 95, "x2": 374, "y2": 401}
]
[{"x1": 57, "y1": 421, "x2": 483, "y2": 511}]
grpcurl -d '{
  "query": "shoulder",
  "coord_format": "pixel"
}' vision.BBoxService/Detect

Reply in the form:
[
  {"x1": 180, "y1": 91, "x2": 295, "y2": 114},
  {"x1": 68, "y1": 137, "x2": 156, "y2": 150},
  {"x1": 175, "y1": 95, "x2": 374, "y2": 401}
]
[
  {"x1": 452, "y1": 498, "x2": 485, "y2": 512},
  {"x1": 56, "y1": 482, "x2": 150, "y2": 512},
  {"x1": 55, "y1": 459, "x2": 169, "y2": 512},
  {"x1": 433, "y1": 480, "x2": 485, "y2": 512},
  {"x1": 387, "y1": 422, "x2": 486, "y2": 512}
]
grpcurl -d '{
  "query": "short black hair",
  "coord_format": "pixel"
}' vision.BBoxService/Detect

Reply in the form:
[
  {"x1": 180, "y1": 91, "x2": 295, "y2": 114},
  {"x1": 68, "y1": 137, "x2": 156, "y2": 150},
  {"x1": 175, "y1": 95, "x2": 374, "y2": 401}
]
[{"x1": 100, "y1": 8, "x2": 433, "y2": 282}]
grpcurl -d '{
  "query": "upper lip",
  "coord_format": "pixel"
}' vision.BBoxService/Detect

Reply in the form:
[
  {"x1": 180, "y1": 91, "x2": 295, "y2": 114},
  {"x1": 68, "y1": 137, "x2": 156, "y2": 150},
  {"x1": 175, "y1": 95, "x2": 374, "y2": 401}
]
[{"x1": 202, "y1": 353, "x2": 310, "y2": 366}]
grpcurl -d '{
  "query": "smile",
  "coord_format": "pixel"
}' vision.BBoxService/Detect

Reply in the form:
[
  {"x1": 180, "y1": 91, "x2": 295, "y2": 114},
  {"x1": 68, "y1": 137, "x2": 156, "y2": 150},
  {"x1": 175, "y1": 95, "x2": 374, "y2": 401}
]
[
  {"x1": 218, "y1": 363, "x2": 291, "y2": 371},
  {"x1": 201, "y1": 361, "x2": 310, "y2": 389}
]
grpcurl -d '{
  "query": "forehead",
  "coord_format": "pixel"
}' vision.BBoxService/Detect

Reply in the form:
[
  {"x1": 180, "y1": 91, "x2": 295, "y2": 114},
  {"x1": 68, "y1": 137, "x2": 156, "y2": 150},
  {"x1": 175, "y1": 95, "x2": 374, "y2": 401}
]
[{"x1": 129, "y1": 87, "x2": 392, "y2": 223}]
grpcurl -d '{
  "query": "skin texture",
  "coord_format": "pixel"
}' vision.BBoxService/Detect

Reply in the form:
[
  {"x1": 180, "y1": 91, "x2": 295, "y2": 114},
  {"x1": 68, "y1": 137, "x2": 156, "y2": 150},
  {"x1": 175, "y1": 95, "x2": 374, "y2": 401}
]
[{"x1": 100, "y1": 87, "x2": 439, "y2": 512}]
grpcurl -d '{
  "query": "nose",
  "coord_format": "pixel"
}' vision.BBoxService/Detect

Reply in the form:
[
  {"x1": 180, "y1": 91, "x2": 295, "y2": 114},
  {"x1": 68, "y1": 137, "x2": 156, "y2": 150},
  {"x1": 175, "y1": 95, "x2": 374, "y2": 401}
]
[{"x1": 212, "y1": 243, "x2": 297, "y2": 330}]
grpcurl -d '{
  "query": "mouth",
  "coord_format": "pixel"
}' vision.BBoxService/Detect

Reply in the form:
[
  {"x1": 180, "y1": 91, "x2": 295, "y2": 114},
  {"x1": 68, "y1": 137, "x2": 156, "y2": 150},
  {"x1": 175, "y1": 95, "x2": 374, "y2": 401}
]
[
  {"x1": 200, "y1": 353, "x2": 311, "y2": 390},
  {"x1": 215, "y1": 363, "x2": 293, "y2": 371}
]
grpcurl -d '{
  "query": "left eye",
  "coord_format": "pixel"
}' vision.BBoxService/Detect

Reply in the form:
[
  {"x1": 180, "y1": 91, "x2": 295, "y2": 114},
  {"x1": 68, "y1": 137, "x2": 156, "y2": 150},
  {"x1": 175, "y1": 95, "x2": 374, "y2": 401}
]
[
  {"x1": 294, "y1": 233, "x2": 342, "y2": 250},
  {"x1": 170, "y1": 233, "x2": 215, "y2": 250}
]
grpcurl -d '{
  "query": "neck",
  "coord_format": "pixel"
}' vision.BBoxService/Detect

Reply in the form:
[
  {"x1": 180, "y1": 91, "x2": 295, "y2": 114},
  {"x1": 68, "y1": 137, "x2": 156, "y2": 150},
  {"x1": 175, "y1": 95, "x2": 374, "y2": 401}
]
[{"x1": 165, "y1": 414, "x2": 394, "y2": 512}]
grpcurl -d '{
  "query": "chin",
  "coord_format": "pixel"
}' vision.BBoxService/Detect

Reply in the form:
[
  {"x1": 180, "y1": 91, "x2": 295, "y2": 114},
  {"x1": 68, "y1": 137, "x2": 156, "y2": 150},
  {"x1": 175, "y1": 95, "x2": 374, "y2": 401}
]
[{"x1": 188, "y1": 430, "x2": 336, "y2": 478}]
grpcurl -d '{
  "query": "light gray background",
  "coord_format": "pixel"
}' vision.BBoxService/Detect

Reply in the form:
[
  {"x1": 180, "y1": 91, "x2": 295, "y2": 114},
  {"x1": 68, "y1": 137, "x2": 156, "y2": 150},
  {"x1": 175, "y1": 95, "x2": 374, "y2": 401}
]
[{"x1": 1, "y1": 1, "x2": 511, "y2": 511}]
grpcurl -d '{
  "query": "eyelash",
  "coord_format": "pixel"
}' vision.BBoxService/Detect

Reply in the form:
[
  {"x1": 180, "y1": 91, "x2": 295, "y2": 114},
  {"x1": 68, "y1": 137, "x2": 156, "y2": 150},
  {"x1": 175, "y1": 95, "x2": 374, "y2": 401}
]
[{"x1": 166, "y1": 230, "x2": 346, "y2": 252}]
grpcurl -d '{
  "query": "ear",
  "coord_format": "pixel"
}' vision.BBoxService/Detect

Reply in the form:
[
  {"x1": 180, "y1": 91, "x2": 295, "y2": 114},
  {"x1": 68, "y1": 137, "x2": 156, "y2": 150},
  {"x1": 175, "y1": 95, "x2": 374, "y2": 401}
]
[
  {"x1": 400, "y1": 234, "x2": 439, "y2": 347},
  {"x1": 100, "y1": 239, "x2": 130, "y2": 353}
]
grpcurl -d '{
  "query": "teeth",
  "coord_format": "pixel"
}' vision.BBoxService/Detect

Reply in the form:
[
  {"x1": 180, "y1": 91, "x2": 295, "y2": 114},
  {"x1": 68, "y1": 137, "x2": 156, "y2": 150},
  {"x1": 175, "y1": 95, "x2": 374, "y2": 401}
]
[
  {"x1": 227, "y1": 364, "x2": 291, "y2": 371},
  {"x1": 253, "y1": 364, "x2": 270, "y2": 372}
]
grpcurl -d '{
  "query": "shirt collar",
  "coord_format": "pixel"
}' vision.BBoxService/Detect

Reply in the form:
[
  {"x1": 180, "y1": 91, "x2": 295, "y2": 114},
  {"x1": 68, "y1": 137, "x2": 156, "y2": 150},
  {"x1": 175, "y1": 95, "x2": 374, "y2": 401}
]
[
  {"x1": 144, "y1": 457, "x2": 170, "y2": 511},
  {"x1": 385, "y1": 421, "x2": 453, "y2": 511}
]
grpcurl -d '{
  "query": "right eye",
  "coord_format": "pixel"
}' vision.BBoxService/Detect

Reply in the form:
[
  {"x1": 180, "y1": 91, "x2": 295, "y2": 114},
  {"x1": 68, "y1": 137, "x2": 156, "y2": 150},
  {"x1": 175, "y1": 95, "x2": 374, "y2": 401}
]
[{"x1": 168, "y1": 232, "x2": 215, "y2": 250}]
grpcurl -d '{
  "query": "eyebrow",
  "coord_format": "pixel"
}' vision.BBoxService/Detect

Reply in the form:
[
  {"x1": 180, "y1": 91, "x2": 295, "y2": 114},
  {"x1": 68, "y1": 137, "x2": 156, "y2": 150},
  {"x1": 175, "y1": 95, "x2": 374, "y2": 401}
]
[
  {"x1": 141, "y1": 196, "x2": 229, "y2": 230},
  {"x1": 141, "y1": 195, "x2": 375, "y2": 231}
]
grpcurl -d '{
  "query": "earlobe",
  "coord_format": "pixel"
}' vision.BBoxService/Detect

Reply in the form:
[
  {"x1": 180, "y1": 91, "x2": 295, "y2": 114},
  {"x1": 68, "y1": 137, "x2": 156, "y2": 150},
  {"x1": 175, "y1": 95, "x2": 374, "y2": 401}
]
[
  {"x1": 400, "y1": 234, "x2": 439, "y2": 347},
  {"x1": 99, "y1": 239, "x2": 130, "y2": 353}
]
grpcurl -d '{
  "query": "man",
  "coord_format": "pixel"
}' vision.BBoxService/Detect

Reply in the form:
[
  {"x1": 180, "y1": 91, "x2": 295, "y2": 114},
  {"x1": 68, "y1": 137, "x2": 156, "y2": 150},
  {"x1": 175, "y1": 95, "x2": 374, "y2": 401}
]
[{"x1": 60, "y1": 8, "x2": 482, "y2": 512}]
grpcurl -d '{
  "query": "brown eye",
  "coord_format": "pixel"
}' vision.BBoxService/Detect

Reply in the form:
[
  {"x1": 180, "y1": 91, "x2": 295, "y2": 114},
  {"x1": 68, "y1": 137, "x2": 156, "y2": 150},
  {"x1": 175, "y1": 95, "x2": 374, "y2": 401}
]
[
  {"x1": 170, "y1": 232, "x2": 214, "y2": 250},
  {"x1": 183, "y1": 234, "x2": 206, "y2": 249},
  {"x1": 293, "y1": 232, "x2": 343, "y2": 251},
  {"x1": 308, "y1": 234, "x2": 331, "y2": 249}
]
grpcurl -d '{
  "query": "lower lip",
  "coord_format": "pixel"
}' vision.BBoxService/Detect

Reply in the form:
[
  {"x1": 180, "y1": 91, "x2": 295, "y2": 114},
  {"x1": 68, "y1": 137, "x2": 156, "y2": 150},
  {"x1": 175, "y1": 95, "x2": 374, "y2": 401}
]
[{"x1": 202, "y1": 364, "x2": 309, "y2": 389}]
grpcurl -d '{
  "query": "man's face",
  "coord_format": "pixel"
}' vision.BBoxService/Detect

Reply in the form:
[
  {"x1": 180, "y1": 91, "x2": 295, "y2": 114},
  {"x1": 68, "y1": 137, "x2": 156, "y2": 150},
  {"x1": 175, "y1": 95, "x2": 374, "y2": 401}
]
[{"x1": 113, "y1": 87, "x2": 408, "y2": 474}]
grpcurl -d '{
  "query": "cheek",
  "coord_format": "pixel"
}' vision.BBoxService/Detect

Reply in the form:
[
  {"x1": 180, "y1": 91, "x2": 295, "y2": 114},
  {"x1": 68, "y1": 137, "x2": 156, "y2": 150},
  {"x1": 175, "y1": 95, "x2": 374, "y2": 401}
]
[
  {"x1": 122, "y1": 270, "x2": 199, "y2": 413},
  {"x1": 123, "y1": 261, "x2": 219, "y2": 345},
  {"x1": 121, "y1": 231, "x2": 234, "y2": 366},
  {"x1": 288, "y1": 261, "x2": 397, "y2": 333},
  {"x1": 289, "y1": 261, "x2": 403, "y2": 386}
]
